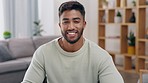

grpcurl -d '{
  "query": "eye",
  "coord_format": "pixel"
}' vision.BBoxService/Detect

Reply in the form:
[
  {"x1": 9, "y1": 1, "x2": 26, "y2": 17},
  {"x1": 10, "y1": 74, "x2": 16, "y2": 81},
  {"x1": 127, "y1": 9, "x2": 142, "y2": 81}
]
[
  {"x1": 74, "y1": 20, "x2": 80, "y2": 24},
  {"x1": 62, "y1": 21, "x2": 69, "y2": 24}
]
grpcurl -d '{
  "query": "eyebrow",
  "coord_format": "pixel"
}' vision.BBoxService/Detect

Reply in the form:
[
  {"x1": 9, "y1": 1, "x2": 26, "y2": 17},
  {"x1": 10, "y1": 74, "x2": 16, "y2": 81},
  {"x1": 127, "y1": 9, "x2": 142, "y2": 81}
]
[
  {"x1": 73, "y1": 17, "x2": 81, "y2": 20},
  {"x1": 62, "y1": 18, "x2": 69, "y2": 20},
  {"x1": 62, "y1": 17, "x2": 81, "y2": 21}
]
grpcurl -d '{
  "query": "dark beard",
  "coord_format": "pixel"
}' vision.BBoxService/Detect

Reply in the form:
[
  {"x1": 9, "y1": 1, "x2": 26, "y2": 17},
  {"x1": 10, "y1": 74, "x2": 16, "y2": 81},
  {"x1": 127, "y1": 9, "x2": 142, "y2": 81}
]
[{"x1": 61, "y1": 28, "x2": 84, "y2": 44}]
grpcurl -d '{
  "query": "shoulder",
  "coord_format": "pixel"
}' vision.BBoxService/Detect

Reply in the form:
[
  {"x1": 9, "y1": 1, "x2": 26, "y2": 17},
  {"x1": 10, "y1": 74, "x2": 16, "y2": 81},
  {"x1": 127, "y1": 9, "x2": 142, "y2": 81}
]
[
  {"x1": 33, "y1": 38, "x2": 58, "y2": 58},
  {"x1": 37, "y1": 38, "x2": 58, "y2": 52},
  {"x1": 86, "y1": 39, "x2": 112, "y2": 64},
  {"x1": 87, "y1": 39, "x2": 111, "y2": 58}
]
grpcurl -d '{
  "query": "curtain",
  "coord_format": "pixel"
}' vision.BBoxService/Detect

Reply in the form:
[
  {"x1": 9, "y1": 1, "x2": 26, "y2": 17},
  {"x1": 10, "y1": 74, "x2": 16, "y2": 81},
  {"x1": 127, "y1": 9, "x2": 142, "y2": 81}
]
[
  {"x1": 0, "y1": 0, "x2": 4, "y2": 39},
  {"x1": 3, "y1": 0, "x2": 38, "y2": 38}
]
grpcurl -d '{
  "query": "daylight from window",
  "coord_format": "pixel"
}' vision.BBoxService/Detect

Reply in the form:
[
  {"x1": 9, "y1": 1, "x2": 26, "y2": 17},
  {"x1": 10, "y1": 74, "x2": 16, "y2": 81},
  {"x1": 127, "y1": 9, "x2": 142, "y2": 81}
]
[{"x1": 0, "y1": 0, "x2": 4, "y2": 39}]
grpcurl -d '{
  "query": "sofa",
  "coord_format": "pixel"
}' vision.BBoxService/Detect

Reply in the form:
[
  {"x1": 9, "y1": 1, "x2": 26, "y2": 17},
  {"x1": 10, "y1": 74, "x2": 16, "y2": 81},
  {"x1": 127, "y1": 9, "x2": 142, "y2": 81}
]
[
  {"x1": 137, "y1": 69, "x2": 148, "y2": 83},
  {"x1": 0, "y1": 35, "x2": 60, "y2": 83}
]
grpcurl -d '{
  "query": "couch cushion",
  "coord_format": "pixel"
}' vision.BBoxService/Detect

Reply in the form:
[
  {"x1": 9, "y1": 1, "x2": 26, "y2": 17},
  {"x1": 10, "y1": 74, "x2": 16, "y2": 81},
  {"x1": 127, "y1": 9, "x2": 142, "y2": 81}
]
[
  {"x1": 0, "y1": 60, "x2": 28, "y2": 74},
  {"x1": 17, "y1": 57, "x2": 32, "y2": 65},
  {"x1": 0, "y1": 41, "x2": 13, "y2": 62},
  {"x1": 8, "y1": 38, "x2": 35, "y2": 58},
  {"x1": 33, "y1": 35, "x2": 60, "y2": 49},
  {"x1": 0, "y1": 40, "x2": 8, "y2": 47}
]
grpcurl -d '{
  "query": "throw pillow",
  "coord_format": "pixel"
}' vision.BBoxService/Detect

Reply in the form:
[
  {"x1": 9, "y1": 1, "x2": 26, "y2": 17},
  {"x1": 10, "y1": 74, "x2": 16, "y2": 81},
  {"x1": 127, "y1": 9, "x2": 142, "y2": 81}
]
[{"x1": 0, "y1": 44, "x2": 13, "y2": 62}]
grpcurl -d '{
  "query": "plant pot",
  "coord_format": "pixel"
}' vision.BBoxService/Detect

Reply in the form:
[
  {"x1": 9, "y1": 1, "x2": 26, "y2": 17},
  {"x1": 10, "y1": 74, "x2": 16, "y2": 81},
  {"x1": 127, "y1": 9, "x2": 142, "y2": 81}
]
[
  {"x1": 102, "y1": 4, "x2": 107, "y2": 8},
  {"x1": 4, "y1": 35, "x2": 11, "y2": 39},
  {"x1": 114, "y1": 16, "x2": 122, "y2": 23},
  {"x1": 128, "y1": 46, "x2": 135, "y2": 55}
]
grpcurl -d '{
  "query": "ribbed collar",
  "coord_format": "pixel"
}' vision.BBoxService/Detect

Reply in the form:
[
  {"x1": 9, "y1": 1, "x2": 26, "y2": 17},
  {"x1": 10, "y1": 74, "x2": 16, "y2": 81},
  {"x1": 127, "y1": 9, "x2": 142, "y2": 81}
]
[{"x1": 55, "y1": 37, "x2": 88, "y2": 57}]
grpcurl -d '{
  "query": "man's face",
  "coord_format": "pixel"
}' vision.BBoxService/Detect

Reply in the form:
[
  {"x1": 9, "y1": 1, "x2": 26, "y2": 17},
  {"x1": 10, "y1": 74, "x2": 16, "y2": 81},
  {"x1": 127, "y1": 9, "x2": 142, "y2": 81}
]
[{"x1": 59, "y1": 10, "x2": 86, "y2": 44}]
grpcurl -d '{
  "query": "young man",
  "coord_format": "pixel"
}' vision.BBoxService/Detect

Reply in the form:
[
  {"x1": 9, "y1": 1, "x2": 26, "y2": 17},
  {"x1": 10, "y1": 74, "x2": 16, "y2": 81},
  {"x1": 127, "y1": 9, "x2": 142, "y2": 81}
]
[{"x1": 22, "y1": 1, "x2": 124, "y2": 83}]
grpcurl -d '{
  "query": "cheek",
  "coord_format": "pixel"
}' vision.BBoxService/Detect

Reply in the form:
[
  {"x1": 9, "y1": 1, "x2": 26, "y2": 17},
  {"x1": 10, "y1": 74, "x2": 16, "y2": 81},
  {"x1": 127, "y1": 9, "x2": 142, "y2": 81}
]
[
  {"x1": 60, "y1": 27, "x2": 65, "y2": 33},
  {"x1": 60, "y1": 23, "x2": 68, "y2": 28},
  {"x1": 78, "y1": 24, "x2": 85, "y2": 29},
  {"x1": 60, "y1": 28, "x2": 64, "y2": 32},
  {"x1": 59, "y1": 24, "x2": 65, "y2": 31}
]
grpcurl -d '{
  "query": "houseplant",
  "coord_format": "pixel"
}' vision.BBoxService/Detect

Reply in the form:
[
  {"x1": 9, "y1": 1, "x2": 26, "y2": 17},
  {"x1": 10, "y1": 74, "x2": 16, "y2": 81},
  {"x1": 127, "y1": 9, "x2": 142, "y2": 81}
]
[
  {"x1": 3, "y1": 31, "x2": 11, "y2": 39},
  {"x1": 127, "y1": 31, "x2": 135, "y2": 54},
  {"x1": 132, "y1": 0, "x2": 136, "y2": 6},
  {"x1": 33, "y1": 20, "x2": 44, "y2": 36},
  {"x1": 114, "y1": 11, "x2": 122, "y2": 23}
]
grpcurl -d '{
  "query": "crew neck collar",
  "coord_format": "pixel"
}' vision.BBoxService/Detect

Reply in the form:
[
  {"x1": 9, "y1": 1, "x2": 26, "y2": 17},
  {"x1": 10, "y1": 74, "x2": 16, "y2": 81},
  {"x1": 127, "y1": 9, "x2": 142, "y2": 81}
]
[{"x1": 55, "y1": 37, "x2": 88, "y2": 57}]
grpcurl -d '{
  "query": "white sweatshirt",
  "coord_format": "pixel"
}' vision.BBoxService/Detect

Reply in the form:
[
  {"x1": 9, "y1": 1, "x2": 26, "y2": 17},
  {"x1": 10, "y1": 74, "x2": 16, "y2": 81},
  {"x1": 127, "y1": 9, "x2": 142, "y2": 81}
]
[{"x1": 22, "y1": 38, "x2": 124, "y2": 83}]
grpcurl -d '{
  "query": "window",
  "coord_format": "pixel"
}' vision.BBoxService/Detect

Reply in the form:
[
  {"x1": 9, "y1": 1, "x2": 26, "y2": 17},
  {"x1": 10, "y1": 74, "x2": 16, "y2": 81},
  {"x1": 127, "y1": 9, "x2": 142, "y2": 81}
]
[{"x1": 0, "y1": 0, "x2": 4, "y2": 39}]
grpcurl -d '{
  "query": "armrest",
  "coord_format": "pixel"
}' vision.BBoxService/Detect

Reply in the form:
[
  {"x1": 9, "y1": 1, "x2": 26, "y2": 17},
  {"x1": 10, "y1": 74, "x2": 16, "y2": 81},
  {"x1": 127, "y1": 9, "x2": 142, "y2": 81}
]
[
  {"x1": 0, "y1": 60, "x2": 28, "y2": 74},
  {"x1": 139, "y1": 69, "x2": 148, "y2": 83}
]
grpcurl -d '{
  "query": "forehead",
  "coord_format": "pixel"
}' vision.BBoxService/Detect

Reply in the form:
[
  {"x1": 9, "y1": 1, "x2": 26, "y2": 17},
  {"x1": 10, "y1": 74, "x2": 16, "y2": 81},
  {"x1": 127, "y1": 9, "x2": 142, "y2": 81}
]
[{"x1": 60, "y1": 10, "x2": 83, "y2": 19}]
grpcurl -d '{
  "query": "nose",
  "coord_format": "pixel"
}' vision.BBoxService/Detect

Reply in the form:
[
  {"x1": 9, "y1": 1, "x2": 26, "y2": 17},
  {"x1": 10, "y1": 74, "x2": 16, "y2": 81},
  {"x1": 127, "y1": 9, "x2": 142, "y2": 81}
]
[{"x1": 68, "y1": 22, "x2": 75, "y2": 30}]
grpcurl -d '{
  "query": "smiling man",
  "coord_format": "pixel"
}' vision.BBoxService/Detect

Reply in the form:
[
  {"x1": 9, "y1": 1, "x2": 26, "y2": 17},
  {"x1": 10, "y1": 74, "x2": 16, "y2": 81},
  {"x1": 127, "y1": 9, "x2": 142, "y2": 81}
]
[{"x1": 21, "y1": 1, "x2": 124, "y2": 83}]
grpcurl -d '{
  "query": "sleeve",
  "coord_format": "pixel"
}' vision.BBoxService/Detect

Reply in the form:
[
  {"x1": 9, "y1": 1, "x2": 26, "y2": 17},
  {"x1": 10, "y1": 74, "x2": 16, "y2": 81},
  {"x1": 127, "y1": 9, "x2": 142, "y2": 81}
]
[
  {"x1": 21, "y1": 48, "x2": 45, "y2": 83},
  {"x1": 98, "y1": 55, "x2": 124, "y2": 83}
]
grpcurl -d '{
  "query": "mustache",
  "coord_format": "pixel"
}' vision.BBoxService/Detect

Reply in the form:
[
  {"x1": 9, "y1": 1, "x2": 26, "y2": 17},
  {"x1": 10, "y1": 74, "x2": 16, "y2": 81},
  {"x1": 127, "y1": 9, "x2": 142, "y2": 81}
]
[{"x1": 66, "y1": 30, "x2": 78, "y2": 33}]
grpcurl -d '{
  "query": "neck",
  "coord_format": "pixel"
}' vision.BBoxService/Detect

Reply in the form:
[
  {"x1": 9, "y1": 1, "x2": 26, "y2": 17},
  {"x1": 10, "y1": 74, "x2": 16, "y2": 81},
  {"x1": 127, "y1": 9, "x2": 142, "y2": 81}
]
[{"x1": 59, "y1": 37, "x2": 84, "y2": 52}]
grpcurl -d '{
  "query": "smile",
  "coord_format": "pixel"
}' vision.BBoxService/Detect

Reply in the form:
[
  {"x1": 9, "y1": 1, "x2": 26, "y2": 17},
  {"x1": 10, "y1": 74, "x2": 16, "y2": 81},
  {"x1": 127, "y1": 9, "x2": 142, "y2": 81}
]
[
  {"x1": 68, "y1": 32, "x2": 75, "y2": 35},
  {"x1": 66, "y1": 30, "x2": 78, "y2": 34}
]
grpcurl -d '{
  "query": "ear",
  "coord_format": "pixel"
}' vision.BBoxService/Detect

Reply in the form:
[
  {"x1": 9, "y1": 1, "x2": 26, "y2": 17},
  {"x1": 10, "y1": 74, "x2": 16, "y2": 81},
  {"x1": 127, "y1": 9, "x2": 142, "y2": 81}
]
[
  {"x1": 59, "y1": 23, "x2": 61, "y2": 28},
  {"x1": 83, "y1": 21, "x2": 86, "y2": 28}
]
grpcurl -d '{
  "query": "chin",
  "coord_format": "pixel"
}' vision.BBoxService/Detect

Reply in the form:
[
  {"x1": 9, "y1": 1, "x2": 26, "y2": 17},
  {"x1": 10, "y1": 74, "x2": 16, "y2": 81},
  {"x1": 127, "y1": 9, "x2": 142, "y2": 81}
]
[{"x1": 66, "y1": 39, "x2": 77, "y2": 44}]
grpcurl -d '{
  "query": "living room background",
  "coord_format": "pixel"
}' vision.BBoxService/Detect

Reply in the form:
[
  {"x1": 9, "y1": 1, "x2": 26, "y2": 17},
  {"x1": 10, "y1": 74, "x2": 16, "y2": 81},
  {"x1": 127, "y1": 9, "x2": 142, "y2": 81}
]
[{"x1": 0, "y1": 0, "x2": 98, "y2": 44}]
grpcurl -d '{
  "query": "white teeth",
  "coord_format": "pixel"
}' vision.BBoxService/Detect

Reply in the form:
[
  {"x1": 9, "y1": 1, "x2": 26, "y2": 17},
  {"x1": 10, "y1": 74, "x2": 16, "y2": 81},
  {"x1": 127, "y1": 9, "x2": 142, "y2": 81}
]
[{"x1": 68, "y1": 33, "x2": 75, "y2": 35}]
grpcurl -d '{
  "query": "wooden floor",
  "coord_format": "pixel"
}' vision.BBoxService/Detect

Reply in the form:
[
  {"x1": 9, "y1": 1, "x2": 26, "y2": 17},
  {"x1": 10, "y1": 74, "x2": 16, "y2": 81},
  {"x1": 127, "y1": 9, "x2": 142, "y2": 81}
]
[{"x1": 119, "y1": 70, "x2": 139, "y2": 83}]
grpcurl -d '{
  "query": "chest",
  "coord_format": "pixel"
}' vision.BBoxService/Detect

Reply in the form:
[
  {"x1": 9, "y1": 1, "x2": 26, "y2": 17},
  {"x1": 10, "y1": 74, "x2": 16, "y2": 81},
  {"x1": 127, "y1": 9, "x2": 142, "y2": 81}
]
[{"x1": 44, "y1": 51, "x2": 98, "y2": 83}]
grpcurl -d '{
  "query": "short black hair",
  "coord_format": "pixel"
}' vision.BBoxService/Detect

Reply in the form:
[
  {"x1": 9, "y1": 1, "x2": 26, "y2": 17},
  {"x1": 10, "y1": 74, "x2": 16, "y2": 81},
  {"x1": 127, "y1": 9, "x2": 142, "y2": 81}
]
[{"x1": 58, "y1": 1, "x2": 85, "y2": 19}]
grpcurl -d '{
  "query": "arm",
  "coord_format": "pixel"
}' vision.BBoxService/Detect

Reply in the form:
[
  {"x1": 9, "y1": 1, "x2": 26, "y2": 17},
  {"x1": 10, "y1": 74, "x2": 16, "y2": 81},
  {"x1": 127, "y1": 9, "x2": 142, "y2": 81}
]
[
  {"x1": 98, "y1": 55, "x2": 124, "y2": 83},
  {"x1": 21, "y1": 48, "x2": 45, "y2": 83}
]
